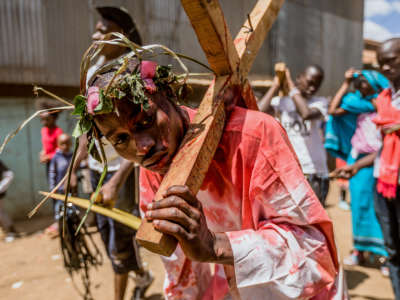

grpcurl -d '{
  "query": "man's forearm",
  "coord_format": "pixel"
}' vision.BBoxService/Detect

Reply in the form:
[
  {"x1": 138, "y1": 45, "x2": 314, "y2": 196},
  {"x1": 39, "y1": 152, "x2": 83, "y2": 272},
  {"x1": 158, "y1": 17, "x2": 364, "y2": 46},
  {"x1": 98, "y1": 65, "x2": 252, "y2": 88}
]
[
  {"x1": 328, "y1": 81, "x2": 349, "y2": 115},
  {"x1": 258, "y1": 84, "x2": 279, "y2": 113},
  {"x1": 109, "y1": 159, "x2": 135, "y2": 189},
  {"x1": 291, "y1": 94, "x2": 322, "y2": 120},
  {"x1": 354, "y1": 152, "x2": 378, "y2": 170}
]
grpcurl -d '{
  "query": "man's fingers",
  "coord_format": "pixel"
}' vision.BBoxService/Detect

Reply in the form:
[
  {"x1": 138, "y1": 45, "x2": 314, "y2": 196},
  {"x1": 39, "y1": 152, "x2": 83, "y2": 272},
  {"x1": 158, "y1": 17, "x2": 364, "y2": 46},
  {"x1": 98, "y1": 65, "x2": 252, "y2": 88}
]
[
  {"x1": 146, "y1": 207, "x2": 197, "y2": 231},
  {"x1": 163, "y1": 185, "x2": 199, "y2": 208},
  {"x1": 152, "y1": 219, "x2": 191, "y2": 242},
  {"x1": 148, "y1": 196, "x2": 201, "y2": 221}
]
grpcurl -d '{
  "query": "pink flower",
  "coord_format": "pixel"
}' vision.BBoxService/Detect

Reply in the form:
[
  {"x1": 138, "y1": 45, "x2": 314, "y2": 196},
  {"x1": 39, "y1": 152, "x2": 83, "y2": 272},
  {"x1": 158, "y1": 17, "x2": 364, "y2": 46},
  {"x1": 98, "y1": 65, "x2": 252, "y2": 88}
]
[
  {"x1": 140, "y1": 61, "x2": 158, "y2": 94},
  {"x1": 87, "y1": 86, "x2": 100, "y2": 115}
]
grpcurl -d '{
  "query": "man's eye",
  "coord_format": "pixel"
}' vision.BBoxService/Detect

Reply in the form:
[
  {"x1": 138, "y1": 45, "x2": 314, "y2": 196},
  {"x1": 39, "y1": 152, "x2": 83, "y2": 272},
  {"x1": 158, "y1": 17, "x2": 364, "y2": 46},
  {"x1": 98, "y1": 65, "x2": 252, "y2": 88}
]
[
  {"x1": 136, "y1": 114, "x2": 154, "y2": 130},
  {"x1": 114, "y1": 133, "x2": 129, "y2": 146}
]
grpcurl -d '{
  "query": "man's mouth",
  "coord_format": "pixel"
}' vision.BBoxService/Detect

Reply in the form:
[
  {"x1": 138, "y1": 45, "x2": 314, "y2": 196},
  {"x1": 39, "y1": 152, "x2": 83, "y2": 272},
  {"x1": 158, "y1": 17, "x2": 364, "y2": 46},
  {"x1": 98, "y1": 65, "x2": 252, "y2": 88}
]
[{"x1": 142, "y1": 150, "x2": 169, "y2": 169}]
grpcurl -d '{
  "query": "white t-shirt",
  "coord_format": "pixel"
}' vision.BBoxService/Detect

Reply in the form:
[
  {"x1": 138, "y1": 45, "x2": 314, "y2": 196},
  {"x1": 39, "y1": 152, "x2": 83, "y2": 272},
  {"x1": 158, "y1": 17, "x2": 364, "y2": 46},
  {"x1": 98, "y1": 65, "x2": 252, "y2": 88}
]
[
  {"x1": 271, "y1": 96, "x2": 329, "y2": 175},
  {"x1": 88, "y1": 137, "x2": 122, "y2": 173}
]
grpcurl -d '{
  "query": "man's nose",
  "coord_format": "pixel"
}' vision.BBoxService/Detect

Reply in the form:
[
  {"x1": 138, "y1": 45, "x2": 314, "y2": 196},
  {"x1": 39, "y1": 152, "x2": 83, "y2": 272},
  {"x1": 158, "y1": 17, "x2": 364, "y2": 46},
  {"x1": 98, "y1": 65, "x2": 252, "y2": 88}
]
[
  {"x1": 382, "y1": 64, "x2": 391, "y2": 73},
  {"x1": 135, "y1": 134, "x2": 156, "y2": 156}
]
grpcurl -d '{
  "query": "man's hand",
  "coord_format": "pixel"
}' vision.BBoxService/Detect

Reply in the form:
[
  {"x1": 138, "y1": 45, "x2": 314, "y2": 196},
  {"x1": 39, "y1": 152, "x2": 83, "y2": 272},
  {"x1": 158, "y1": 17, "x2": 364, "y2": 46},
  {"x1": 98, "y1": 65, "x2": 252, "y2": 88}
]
[
  {"x1": 96, "y1": 180, "x2": 118, "y2": 207},
  {"x1": 330, "y1": 164, "x2": 359, "y2": 179},
  {"x1": 344, "y1": 68, "x2": 357, "y2": 83},
  {"x1": 272, "y1": 75, "x2": 280, "y2": 89},
  {"x1": 39, "y1": 150, "x2": 50, "y2": 164},
  {"x1": 383, "y1": 123, "x2": 400, "y2": 134},
  {"x1": 145, "y1": 185, "x2": 232, "y2": 264},
  {"x1": 285, "y1": 68, "x2": 296, "y2": 90}
]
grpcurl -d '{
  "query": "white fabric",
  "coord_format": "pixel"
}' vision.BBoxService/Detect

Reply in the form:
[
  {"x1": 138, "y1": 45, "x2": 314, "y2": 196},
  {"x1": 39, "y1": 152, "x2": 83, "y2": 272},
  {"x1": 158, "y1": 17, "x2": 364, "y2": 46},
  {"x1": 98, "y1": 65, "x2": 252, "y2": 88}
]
[
  {"x1": 271, "y1": 96, "x2": 329, "y2": 175},
  {"x1": 0, "y1": 170, "x2": 14, "y2": 194},
  {"x1": 88, "y1": 137, "x2": 122, "y2": 173}
]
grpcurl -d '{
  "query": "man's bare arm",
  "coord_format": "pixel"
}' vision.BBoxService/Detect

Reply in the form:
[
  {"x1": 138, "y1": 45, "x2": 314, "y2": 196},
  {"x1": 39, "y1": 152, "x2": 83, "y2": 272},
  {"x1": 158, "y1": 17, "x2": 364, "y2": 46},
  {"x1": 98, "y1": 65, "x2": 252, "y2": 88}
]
[
  {"x1": 258, "y1": 76, "x2": 280, "y2": 114},
  {"x1": 328, "y1": 68, "x2": 356, "y2": 116},
  {"x1": 99, "y1": 159, "x2": 135, "y2": 206}
]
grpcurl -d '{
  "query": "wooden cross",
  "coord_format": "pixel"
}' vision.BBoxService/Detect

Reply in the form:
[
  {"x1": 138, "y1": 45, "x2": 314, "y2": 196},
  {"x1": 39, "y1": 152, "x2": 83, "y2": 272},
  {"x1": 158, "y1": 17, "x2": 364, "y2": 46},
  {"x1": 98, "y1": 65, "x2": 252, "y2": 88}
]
[
  {"x1": 275, "y1": 62, "x2": 289, "y2": 96},
  {"x1": 136, "y1": 0, "x2": 285, "y2": 256}
]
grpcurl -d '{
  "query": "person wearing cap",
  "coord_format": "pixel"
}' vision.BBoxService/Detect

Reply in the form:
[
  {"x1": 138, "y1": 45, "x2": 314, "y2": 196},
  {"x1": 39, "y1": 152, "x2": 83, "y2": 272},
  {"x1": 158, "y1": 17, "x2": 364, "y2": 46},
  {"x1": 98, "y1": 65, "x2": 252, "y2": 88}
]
[{"x1": 71, "y1": 6, "x2": 152, "y2": 300}]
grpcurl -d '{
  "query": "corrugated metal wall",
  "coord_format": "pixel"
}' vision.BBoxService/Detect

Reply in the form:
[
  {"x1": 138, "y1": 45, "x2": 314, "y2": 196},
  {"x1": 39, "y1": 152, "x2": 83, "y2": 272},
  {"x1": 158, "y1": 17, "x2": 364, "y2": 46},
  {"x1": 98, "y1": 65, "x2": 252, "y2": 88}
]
[
  {"x1": 0, "y1": 0, "x2": 364, "y2": 219},
  {"x1": 0, "y1": 0, "x2": 364, "y2": 94}
]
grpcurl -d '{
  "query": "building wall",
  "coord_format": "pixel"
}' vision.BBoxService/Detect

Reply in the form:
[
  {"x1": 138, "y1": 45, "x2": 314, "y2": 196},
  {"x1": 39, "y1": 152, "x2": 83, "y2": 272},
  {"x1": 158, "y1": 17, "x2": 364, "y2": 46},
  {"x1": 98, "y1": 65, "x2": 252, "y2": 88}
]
[
  {"x1": 0, "y1": 0, "x2": 364, "y2": 218},
  {"x1": 0, "y1": 98, "x2": 75, "y2": 218}
]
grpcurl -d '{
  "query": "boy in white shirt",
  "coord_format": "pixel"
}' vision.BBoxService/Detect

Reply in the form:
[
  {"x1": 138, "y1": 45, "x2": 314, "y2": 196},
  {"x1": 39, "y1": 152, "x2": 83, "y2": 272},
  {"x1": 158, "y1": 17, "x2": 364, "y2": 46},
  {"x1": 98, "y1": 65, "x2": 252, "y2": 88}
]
[{"x1": 259, "y1": 65, "x2": 329, "y2": 206}]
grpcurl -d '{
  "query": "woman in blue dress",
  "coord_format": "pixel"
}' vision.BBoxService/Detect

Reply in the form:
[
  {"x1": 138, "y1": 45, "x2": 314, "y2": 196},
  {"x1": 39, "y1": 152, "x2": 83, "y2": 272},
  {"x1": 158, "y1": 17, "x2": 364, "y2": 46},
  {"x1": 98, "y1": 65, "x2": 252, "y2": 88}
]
[{"x1": 325, "y1": 68, "x2": 389, "y2": 270}]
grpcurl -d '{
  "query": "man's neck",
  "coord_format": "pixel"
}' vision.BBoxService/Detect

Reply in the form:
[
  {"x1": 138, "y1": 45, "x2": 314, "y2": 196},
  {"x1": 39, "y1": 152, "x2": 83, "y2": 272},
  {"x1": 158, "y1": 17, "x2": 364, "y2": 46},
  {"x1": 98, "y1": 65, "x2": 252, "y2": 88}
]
[{"x1": 393, "y1": 79, "x2": 400, "y2": 94}]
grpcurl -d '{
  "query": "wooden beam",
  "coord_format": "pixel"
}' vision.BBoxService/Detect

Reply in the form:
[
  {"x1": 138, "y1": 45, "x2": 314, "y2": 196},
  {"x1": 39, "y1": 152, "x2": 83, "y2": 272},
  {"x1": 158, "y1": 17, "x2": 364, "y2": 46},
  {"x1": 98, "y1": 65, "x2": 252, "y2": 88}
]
[
  {"x1": 235, "y1": 0, "x2": 285, "y2": 78},
  {"x1": 136, "y1": 76, "x2": 228, "y2": 256},
  {"x1": 135, "y1": 0, "x2": 283, "y2": 256},
  {"x1": 181, "y1": 0, "x2": 239, "y2": 76},
  {"x1": 275, "y1": 62, "x2": 289, "y2": 96},
  {"x1": 39, "y1": 191, "x2": 141, "y2": 230}
]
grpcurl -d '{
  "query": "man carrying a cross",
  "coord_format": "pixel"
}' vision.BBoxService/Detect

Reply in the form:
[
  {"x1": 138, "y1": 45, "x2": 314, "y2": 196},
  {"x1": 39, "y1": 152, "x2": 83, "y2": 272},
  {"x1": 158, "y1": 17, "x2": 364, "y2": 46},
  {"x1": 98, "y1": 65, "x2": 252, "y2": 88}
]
[{"x1": 84, "y1": 56, "x2": 338, "y2": 299}]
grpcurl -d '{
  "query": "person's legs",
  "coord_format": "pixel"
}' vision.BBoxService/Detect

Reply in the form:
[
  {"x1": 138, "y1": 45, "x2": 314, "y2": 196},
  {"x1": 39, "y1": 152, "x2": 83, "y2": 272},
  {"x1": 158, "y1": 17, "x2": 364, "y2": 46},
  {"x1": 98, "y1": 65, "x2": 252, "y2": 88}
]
[
  {"x1": 374, "y1": 188, "x2": 400, "y2": 298},
  {"x1": 0, "y1": 197, "x2": 16, "y2": 241},
  {"x1": 114, "y1": 273, "x2": 129, "y2": 300},
  {"x1": 305, "y1": 174, "x2": 327, "y2": 207}
]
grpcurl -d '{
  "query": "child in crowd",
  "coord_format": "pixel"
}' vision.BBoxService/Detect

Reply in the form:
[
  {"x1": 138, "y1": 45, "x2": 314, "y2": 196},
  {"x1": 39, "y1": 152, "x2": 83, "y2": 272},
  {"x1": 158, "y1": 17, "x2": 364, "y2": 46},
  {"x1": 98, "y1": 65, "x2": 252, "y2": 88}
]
[
  {"x1": 0, "y1": 160, "x2": 16, "y2": 242},
  {"x1": 48, "y1": 133, "x2": 73, "y2": 220},
  {"x1": 258, "y1": 65, "x2": 330, "y2": 206},
  {"x1": 39, "y1": 109, "x2": 63, "y2": 168}
]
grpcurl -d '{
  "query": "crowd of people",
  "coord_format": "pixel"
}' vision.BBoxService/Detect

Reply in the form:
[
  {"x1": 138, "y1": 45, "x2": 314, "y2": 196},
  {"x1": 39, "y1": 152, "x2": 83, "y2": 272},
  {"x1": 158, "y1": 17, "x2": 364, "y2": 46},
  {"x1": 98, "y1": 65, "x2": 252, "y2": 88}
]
[
  {"x1": 259, "y1": 39, "x2": 400, "y2": 299},
  {"x1": 1, "y1": 5, "x2": 400, "y2": 300}
]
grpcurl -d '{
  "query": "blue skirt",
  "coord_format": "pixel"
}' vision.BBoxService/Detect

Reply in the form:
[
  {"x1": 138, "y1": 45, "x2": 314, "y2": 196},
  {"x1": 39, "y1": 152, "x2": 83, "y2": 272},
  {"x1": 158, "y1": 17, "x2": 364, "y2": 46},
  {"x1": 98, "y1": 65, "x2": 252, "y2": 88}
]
[{"x1": 349, "y1": 154, "x2": 387, "y2": 256}]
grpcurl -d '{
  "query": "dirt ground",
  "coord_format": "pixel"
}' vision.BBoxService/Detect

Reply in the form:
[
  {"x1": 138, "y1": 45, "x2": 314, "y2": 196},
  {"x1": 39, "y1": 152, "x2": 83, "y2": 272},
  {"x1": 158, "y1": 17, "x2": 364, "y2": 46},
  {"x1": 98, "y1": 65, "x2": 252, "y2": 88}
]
[{"x1": 0, "y1": 181, "x2": 395, "y2": 300}]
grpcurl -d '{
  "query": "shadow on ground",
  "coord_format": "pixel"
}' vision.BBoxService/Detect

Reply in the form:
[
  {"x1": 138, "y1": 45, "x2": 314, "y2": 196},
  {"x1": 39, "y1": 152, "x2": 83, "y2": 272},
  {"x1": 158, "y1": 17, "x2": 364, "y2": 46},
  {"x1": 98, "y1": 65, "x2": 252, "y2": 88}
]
[
  {"x1": 345, "y1": 269, "x2": 369, "y2": 290},
  {"x1": 349, "y1": 294, "x2": 393, "y2": 300},
  {"x1": 146, "y1": 293, "x2": 164, "y2": 300}
]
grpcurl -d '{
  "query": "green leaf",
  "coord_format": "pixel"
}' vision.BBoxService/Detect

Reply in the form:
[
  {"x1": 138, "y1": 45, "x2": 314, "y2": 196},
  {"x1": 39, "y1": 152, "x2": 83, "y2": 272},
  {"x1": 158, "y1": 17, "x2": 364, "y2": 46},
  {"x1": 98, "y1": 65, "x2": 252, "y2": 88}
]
[
  {"x1": 94, "y1": 90, "x2": 114, "y2": 114},
  {"x1": 87, "y1": 137, "x2": 102, "y2": 163},
  {"x1": 72, "y1": 118, "x2": 92, "y2": 138},
  {"x1": 71, "y1": 95, "x2": 87, "y2": 116}
]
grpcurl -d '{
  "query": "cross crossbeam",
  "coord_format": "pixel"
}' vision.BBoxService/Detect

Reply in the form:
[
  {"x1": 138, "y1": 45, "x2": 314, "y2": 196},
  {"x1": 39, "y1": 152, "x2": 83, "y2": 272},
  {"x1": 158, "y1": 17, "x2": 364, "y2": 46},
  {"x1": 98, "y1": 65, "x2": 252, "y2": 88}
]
[{"x1": 136, "y1": 0, "x2": 285, "y2": 256}]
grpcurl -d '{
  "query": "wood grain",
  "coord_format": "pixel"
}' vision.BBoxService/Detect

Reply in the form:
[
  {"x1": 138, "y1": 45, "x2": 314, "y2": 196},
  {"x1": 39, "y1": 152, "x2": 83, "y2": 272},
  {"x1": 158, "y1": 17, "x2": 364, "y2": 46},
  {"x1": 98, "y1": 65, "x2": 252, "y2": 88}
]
[
  {"x1": 136, "y1": 0, "x2": 284, "y2": 256},
  {"x1": 275, "y1": 62, "x2": 289, "y2": 96}
]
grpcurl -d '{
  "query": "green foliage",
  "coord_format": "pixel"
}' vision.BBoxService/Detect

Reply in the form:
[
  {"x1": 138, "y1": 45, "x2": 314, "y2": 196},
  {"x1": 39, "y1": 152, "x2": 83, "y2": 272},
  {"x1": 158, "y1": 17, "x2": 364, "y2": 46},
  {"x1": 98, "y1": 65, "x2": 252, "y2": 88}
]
[
  {"x1": 87, "y1": 133, "x2": 102, "y2": 163},
  {"x1": 72, "y1": 117, "x2": 92, "y2": 138},
  {"x1": 72, "y1": 95, "x2": 87, "y2": 116},
  {"x1": 94, "y1": 90, "x2": 114, "y2": 114}
]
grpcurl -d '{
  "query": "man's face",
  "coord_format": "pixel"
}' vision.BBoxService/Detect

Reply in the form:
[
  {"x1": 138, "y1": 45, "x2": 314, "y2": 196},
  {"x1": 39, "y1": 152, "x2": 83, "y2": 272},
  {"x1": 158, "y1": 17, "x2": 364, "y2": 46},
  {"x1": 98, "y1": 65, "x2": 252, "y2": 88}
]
[
  {"x1": 39, "y1": 112, "x2": 56, "y2": 128},
  {"x1": 296, "y1": 68, "x2": 323, "y2": 99},
  {"x1": 57, "y1": 134, "x2": 71, "y2": 154},
  {"x1": 94, "y1": 93, "x2": 185, "y2": 174},
  {"x1": 92, "y1": 19, "x2": 123, "y2": 57},
  {"x1": 378, "y1": 42, "x2": 400, "y2": 84}
]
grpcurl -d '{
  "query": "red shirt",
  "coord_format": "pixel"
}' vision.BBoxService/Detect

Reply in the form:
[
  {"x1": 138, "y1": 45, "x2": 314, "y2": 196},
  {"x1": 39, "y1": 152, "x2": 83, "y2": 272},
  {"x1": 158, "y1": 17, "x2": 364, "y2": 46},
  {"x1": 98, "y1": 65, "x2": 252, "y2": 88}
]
[
  {"x1": 41, "y1": 126, "x2": 63, "y2": 159},
  {"x1": 140, "y1": 107, "x2": 338, "y2": 300}
]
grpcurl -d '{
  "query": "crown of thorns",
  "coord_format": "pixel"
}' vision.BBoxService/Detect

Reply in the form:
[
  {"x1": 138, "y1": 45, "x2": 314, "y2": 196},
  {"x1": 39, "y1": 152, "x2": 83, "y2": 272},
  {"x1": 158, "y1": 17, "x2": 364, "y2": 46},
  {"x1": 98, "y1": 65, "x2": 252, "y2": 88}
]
[{"x1": 0, "y1": 32, "x2": 208, "y2": 234}]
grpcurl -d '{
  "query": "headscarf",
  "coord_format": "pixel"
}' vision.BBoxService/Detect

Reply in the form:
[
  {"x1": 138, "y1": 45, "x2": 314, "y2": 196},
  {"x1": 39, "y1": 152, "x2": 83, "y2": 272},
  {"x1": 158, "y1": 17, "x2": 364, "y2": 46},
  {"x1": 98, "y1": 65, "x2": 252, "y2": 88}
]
[{"x1": 324, "y1": 70, "x2": 389, "y2": 160}]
